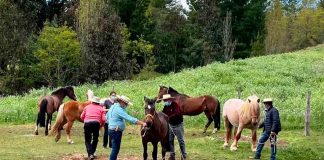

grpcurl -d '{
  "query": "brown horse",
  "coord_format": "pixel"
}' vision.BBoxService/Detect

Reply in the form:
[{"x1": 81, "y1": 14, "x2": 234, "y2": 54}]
[
  {"x1": 35, "y1": 86, "x2": 77, "y2": 136},
  {"x1": 50, "y1": 89, "x2": 93, "y2": 144},
  {"x1": 141, "y1": 96, "x2": 170, "y2": 160},
  {"x1": 157, "y1": 86, "x2": 221, "y2": 133},
  {"x1": 223, "y1": 95, "x2": 260, "y2": 151}
]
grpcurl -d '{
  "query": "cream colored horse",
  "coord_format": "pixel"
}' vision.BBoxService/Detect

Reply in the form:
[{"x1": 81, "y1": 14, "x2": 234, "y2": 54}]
[{"x1": 223, "y1": 95, "x2": 260, "y2": 151}]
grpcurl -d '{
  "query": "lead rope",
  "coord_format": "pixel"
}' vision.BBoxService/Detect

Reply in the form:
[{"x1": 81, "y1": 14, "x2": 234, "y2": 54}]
[
  {"x1": 270, "y1": 135, "x2": 277, "y2": 154},
  {"x1": 169, "y1": 124, "x2": 185, "y2": 160}
]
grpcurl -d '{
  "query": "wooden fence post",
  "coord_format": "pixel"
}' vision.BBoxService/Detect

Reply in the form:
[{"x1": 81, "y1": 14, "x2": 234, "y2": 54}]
[
  {"x1": 237, "y1": 87, "x2": 242, "y2": 99},
  {"x1": 304, "y1": 91, "x2": 311, "y2": 136}
]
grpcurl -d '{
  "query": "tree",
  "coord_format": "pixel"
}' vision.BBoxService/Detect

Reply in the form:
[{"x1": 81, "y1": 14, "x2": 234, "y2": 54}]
[
  {"x1": 32, "y1": 24, "x2": 81, "y2": 87},
  {"x1": 221, "y1": 11, "x2": 236, "y2": 61},
  {"x1": 265, "y1": 0, "x2": 289, "y2": 54},
  {"x1": 78, "y1": 0, "x2": 127, "y2": 83}
]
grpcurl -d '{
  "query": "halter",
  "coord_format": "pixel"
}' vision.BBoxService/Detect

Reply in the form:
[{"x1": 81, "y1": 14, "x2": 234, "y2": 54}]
[{"x1": 142, "y1": 111, "x2": 156, "y2": 137}]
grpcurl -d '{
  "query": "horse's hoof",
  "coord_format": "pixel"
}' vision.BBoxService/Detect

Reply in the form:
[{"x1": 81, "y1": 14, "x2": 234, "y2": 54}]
[
  {"x1": 252, "y1": 148, "x2": 256, "y2": 152},
  {"x1": 212, "y1": 128, "x2": 218, "y2": 134},
  {"x1": 68, "y1": 140, "x2": 74, "y2": 144},
  {"x1": 223, "y1": 143, "x2": 229, "y2": 148},
  {"x1": 230, "y1": 146, "x2": 238, "y2": 151},
  {"x1": 34, "y1": 131, "x2": 38, "y2": 135}
]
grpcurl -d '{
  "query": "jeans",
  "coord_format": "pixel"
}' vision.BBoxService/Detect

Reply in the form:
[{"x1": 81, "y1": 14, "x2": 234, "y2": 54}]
[
  {"x1": 103, "y1": 123, "x2": 112, "y2": 148},
  {"x1": 84, "y1": 121, "x2": 100, "y2": 157},
  {"x1": 169, "y1": 122, "x2": 187, "y2": 159},
  {"x1": 255, "y1": 132, "x2": 277, "y2": 160},
  {"x1": 108, "y1": 129, "x2": 123, "y2": 160}
]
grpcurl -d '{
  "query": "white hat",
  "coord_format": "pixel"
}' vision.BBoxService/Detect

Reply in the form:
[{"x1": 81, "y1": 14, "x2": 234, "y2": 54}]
[
  {"x1": 117, "y1": 95, "x2": 133, "y2": 106},
  {"x1": 263, "y1": 98, "x2": 273, "y2": 103},
  {"x1": 159, "y1": 94, "x2": 175, "y2": 101},
  {"x1": 91, "y1": 96, "x2": 101, "y2": 104}
]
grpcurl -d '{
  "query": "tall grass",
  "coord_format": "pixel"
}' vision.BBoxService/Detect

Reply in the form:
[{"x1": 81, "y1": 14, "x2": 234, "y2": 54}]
[{"x1": 1, "y1": 45, "x2": 323, "y2": 130}]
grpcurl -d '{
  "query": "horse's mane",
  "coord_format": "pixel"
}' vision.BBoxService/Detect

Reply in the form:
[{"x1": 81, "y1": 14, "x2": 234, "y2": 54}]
[
  {"x1": 51, "y1": 87, "x2": 65, "y2": 95},
  {"x1": 169, "y1": 86, "x2": 190, "y2": 97}
]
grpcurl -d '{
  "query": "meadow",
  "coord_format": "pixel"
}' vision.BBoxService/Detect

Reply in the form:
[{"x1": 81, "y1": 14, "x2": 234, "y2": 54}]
[{"x1": 0, "y1": 45, "x2": 324, "y2": 159}]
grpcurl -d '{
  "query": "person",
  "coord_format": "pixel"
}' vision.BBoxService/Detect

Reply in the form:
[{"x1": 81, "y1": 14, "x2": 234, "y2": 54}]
[
  {"x1": 252, "y1": 98, "x2": 281, "y2": 160},
  {"x1": 80, "y1": 96, "x2": 106, "y2": 160},
  {"x1": 102, "y1": 91, "x2": 117, "y2": 148},
  {"x1": 107, "y1": 95, "x2": 147, "y2": 160},
  {"x1": 160, "y1": 94, "x2": 187, "y2": 160}
]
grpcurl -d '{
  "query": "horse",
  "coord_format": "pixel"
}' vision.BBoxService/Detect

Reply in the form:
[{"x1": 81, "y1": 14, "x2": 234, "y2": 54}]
[
  {"x1": 222, "y1": 95, "x2": 261, "y2": 151},
  {"x1": 157, "y1": 86, "x2": 221, "y2": 133},
  {"x1": 50, "y1": 89, "x2": 94, "y2": 144},
  {"x1": 141, "y1": 96, "x2": 170, "y2": 160},
  {"x1": 35, "y1": 86, "x2": 77, "y2": 136}
]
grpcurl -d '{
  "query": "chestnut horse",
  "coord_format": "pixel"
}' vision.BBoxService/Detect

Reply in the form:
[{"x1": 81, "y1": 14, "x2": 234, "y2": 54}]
[
  {"x1": 50, "y1": 89, "x2": 93, "y2": 144},
  {"x1": 223, "y1": 95, "x2": 260, "y2": 151},
  {"x1": 141, "y1": 96, "x2": 170, "y2": 160},
  {"x1": 35, "y1": 86, "x2": 77, "y2": 136},
  {"x1": 157, "y1": 86, "x2": 221, "y2": 133}
]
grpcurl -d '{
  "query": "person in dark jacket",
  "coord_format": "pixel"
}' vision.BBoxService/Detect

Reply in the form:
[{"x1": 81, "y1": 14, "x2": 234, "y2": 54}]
[
  {"x1": 161, "y1": 94, "x2": 187, "y2": 160},
  {"x1": 102, "y1": 91, "x2": 117, "y2": 148},
  {"x1": 253, "y1": 98, "x2": 281, "y2": 160}
]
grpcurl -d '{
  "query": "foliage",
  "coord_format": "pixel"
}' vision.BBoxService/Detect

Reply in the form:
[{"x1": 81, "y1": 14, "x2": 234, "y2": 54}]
[
  {"x1": 78, "y1": 0, "x2": 127, "y2": 82},
  {"x1": 31, "y1": 24, "x2": 81, "y2": 87},
  {"x1": 1, "y1": 45, "x2": 324, "y2": 131}
]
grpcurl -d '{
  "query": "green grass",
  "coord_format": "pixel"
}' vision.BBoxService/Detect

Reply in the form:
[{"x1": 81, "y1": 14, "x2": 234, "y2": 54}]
[
  {"x1": 1, "y1": 45, "x2": 324, "y2": 159},
  {"x1": 0, "y1": 123, "x2": 323, "y2": 160},
  {"x1": 1, "y1": 45, "x2": 324, "y2": 130}
]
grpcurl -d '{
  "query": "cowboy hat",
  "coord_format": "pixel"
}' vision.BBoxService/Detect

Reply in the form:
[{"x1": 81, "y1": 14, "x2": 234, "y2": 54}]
[
  {"x1": 263, "y1": 98, "x2": 273, "y2": 103},
  {"x1": 117, "y1": 95, "x2": 133, "y2": 106},
  {"x1": 159, "y1": 94, "x2": 175, "y2": 101},
  {"x1": 91, "y1": 96, "x2": 101, "y2": 104}
]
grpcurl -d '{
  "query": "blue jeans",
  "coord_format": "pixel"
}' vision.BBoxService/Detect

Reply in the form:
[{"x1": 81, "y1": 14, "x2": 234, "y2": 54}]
[
  {"x1": 169, "y1": 122, "x2": 187, "y2": 159},
  {"x1": 255, "y1": 132, "x2": 277, "y2": 160},
  {"x1": 108, "y1": 129, "x2": 123, "y2": 160}
]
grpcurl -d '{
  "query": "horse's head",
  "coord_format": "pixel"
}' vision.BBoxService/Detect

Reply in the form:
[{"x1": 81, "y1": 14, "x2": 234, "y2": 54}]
[
  {"x1": 156, "y1": 85, "x2": 169, "y2": 103},
  {"x1": 144, "y1": 96, "x2": 157, "y2": 129},
  {"x1": 64, "y1": 86, "x2": 77, "y2": 101},
  {"x1": 247, "y1": 95, "x2": 260, "y2": 126}
]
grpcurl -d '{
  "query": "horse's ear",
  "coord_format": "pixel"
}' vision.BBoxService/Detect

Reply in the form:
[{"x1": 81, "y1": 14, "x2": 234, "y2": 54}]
[
  {"x1": 153, "y1": 97, "x2": 158, "y2": 102},
  {"x1": 144, "y1": 96, "x2": 148, "y2": 102},
  {"x1": 257, "y1": 99, "x2": 260, "y2": 103},
  {"x1": 248, "y1": 99, "x2": 251, "y2": 103}
]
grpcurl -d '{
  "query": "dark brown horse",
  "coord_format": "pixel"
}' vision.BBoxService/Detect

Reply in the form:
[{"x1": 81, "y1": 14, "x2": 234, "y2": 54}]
[
  {"x1": 157, "y1": 86, "x2": 221, "y2": 133},
  {"x1": 51, "y1": 89, "x2": 93, "y2": 144},
  {"x1": 141, "y1": 96, "x2": 170, "y2": 160},
  {"x1": 35, "y1": 86, "x2": 77, "y2": 136}
]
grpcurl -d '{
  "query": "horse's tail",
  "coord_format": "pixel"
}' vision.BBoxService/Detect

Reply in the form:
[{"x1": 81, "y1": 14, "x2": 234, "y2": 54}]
[
  {"x1": 213, "y1": 99, "x2": 221, "y2": 130},
  {"x1": 50, "y1": 103, "x2": 65, "y2": 136},
  {"x1": 37, "y1": 99, "x2": 47, "y2": 127}
]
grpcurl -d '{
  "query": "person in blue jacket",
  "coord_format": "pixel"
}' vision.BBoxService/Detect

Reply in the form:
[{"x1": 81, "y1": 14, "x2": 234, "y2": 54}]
[{"x1": 106, "y1": 95, "x2": 146, "y2": 160}]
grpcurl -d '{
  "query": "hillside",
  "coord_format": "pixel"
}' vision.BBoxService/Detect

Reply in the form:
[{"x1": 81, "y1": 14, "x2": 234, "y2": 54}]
[{"x1": 1, "y1": 45, "x2": 323, "y2": 130}]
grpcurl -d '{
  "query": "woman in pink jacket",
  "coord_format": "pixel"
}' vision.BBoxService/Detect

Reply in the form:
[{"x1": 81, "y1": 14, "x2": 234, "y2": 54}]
[{"x1": 81, "y1": 96, "x2": 106, "y2": 160}]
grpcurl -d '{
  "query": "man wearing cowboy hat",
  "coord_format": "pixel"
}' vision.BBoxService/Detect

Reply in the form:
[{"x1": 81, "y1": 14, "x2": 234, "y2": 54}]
[
  {"x1": 252, "y1": 98, "x2": 281, "y2": 160},
  {"x1": 161, "y1": 94, "x2": 187, "y2": 160},
  {"x1": 81, "y1": 96, "x2": 106, "y2": 160},
  {"x1": 107, "y1": 95, "x2": 147, "y2": 160}
]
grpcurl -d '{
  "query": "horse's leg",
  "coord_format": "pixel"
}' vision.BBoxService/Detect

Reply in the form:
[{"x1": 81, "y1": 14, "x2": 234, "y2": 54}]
[
  {"x1": 212, "y1": 101, "x2": 221, "y2": 134},
  {"x1": 203, "y1": 111, "x2": 213, "y2": 133},
  {"x1": 45, "y1": 113, "x2": 50, "y2": 136},
  {"x1": 48, "y1": 113, "x2": 53, "y2": 131},
  {"x1": 142, "y1": 140, "x2": 148, "y2": 160},
  {"x1": 230, "y1": 124, "x2": 243, "y2": 151},
  {"x1": 66, "y1": 120, "x2": 74, "y2": 144},
  {"x1": 55, "y1": 118, "x2": 67, "y2": 142},
  {"x1": 152, "y1": 142, "x2": 158, "y2": 160},
  {"x1": 251, "y1": 129, "x2": 257, "y2": 152},
  {"x1": 223, "y1": 116, "x2": 232, "y2": 148},
  {"x1": 161, "y1": 141, "x2": 167, "y2": 160},
  {"x1": 35, "y1": 117, "x2": 39, "y2": 135}
]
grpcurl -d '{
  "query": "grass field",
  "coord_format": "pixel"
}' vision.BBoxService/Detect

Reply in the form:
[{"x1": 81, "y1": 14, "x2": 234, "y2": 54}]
[
  {"x1": 0, "y1": 123, "x2": 323, "y2": 160},
  {"x1": 0, "y1": 45, "x2": 324, "y2": 159}
]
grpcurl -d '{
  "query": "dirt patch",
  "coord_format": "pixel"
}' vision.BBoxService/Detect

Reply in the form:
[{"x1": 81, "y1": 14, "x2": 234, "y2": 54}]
[
  {"x1": 215, "y1": 135, "x2": 289, "y2": 147},
  {"x1": 62, "y1": 153, "x2": 141, "y2": 160}
]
